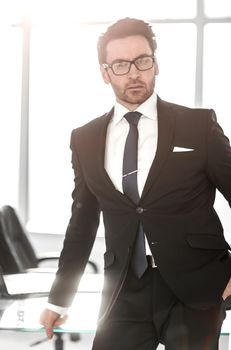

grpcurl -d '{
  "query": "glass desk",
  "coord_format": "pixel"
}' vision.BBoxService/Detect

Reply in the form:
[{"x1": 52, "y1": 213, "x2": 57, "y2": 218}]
[
  {"x1": 0, "y1": 273, "x2": 230, "y2": 349},
  {"x1": 0, "y1": 273, "x2": 104, "y2": 350}
]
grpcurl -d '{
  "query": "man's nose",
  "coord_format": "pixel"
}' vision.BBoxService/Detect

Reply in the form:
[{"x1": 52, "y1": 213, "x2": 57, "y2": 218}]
[{"x1": 128, "y1": 62, "x2": 140, "y2": 77}]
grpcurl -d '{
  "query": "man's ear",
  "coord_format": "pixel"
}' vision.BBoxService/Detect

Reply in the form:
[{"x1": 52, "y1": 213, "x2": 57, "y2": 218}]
[
  {"x1": 100, "y1": 66, "x2": 111, "y2": 84},
  {"x1": 154, "y1": 59, "x2": 159, "y2": 76}
]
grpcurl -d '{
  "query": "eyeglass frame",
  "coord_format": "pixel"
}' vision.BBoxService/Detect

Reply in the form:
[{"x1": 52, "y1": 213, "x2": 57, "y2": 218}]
[{"x1": 101, "y1": 54, "x2": 155, "y2": 76}]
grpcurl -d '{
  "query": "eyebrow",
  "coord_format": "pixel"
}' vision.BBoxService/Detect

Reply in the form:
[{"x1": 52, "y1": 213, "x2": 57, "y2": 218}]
[{"x1": 110, "y1": 54, "x2": 153, "y2": 64}]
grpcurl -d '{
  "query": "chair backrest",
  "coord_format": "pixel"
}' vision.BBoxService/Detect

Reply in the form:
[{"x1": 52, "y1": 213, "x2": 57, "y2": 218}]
[
  {"x1": 0, "y1": 269, "x2": 8, "y2": 296},
  {"x1": 0, "y1": 205, "x2": 38, "y2": 273}
]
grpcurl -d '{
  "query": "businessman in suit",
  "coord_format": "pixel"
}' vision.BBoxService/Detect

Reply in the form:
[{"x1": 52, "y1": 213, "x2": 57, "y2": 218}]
[{"x1": 40, "y1": 18, "x2": 231, "y2": 349}]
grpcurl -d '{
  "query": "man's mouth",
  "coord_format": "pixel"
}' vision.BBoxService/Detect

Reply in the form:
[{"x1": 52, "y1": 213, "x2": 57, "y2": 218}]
[{"x1": 127, "y1": 84, "x2": 144, "y2": 90}]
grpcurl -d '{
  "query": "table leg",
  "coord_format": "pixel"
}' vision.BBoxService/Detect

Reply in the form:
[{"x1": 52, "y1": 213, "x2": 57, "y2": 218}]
[{"x1": 54, "y1": 333, "x2": 64, "y2": 350}]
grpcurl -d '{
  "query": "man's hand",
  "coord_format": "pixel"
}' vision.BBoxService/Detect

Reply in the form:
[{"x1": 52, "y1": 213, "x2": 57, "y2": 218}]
[
  {"x1": 39, "y1": 309, "x2": 68, "y2": 339},
  {"x1": 222, "y1": 277, "x2": 231, "y2": 300}
]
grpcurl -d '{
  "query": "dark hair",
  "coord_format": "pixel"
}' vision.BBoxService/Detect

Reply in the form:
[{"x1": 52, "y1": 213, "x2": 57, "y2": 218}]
[{"x1": 97, "y1": 18, "x2": 157, "y2": 65}]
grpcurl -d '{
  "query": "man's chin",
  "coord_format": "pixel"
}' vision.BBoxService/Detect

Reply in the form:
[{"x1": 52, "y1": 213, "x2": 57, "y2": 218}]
[{"x1": 125, "y1": 92, "x2": 150, "y2": 105}]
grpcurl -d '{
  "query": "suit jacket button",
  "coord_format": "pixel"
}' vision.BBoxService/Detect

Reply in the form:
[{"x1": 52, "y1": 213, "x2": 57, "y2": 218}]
[{"x1": 136, "y1": 207, "x2": 144, "y2": 214}]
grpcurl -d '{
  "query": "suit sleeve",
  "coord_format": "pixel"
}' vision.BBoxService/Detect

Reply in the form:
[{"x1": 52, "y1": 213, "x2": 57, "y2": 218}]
[
  {"x1": 48, "y1": 129, "x2": 100, "y2": 307},
  {"x1": 207, "y1": 109, "x2": 231, "y2": 207}
]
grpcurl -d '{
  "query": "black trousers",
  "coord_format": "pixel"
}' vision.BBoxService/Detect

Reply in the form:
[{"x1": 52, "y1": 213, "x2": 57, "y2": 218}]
[{"x1": 92, "y1": 267, "x2": 226, "y2": 350}]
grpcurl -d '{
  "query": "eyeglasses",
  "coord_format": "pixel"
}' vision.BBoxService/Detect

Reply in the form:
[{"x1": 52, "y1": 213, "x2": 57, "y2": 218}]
[{"x1": 102, "y1": 55, "x2": 155, "y2": 76}]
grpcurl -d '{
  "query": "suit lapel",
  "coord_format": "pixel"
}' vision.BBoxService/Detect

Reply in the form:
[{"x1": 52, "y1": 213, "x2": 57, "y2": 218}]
[
  {"x1": 95, "y1": 97, "x2": 175, "y2": 204},
  {"x1": 97, "y1": 107, "x2": 114, "y2": 186},
  {"x1": 96, "y1": 107, "x2": 132, "y2": 204},
  {"x1": 141, "y1": 97, "x2": 175, "y2": 201}
]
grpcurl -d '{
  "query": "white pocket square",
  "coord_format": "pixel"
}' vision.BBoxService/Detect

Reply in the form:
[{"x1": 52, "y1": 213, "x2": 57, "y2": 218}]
[{"x1": 173, "y1": 146, "x2": 195, "y2": 152}]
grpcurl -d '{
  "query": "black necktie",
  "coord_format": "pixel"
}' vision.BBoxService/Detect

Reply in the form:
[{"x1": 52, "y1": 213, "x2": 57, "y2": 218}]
[{"x1": 122, "y1": 111, "x2": 148, "y2": 278}]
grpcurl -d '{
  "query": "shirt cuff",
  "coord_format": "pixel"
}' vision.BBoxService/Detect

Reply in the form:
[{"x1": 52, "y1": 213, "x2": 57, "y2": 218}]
[{"x1": 46, "y1": 302, "x2": 69, "y2": 316}]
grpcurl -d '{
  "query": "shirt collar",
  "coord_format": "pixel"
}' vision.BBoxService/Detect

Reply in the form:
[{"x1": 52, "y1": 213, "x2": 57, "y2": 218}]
[{"x1": 112, "y1": 92, "x2": 157, "y2": 125}]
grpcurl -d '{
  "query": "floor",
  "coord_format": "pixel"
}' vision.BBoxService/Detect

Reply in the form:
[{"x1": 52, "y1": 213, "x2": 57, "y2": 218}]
[{"x1": 0, "y1": 331, "x2": 229, "y2": 350}]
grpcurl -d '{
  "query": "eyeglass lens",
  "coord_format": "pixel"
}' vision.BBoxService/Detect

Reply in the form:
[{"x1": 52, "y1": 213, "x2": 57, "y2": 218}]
[{"x1": 112, "y1": 56, "x2": 154, "y2": 75}]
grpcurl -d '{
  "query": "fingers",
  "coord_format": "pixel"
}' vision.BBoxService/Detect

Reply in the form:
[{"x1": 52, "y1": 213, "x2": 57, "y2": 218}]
[
  {"x1": 46, "y1": 327, "x2": 54, "y2": 340},
  {"x1": 53, "y1": 315, "x2": 68, "y2": 327},
  {"x1": 39, "y1": 309, "x2": 56, "y2": 339},
  {"x1": 39, "y1": 309, "x2": 67, "y2": 340}
]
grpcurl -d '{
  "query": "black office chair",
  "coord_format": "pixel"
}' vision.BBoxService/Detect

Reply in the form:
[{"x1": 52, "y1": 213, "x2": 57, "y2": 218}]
[
  {"x1": 0, "y1": 205, "x2": 99, "y2": 274},
  {"x1": 0, "y1": 205, "x2": 60, "y2": 273}
]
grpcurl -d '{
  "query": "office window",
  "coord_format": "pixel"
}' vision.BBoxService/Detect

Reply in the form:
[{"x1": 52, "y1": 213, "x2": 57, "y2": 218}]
[
  {"x1": 26, "y1": 0, "x2": 197, "y2": 23},
  {"x1": 28, "y1": 24, "x2": 112, "y2": 233},
  {"x1": 204, "y1": 0, "x2": 231, "y2": 17},
  {"x1": 0, "y1": 25, "x2": 22, "y2": 208},
  {"x1": 154, "y1": 24, "x2": 196, "y2": 106},
  {"x1": 203, "y1": 23, "x2": 231, "y2": 138},
  {"x1": 136, "y1": 0, "x2": 197, "y2": 19},
  {"x1": 203, "y1": 23, "x2": 231, "y2": 235},
  {"x1": 80, "y1": 0, "x2": 197, "y2": 21}
]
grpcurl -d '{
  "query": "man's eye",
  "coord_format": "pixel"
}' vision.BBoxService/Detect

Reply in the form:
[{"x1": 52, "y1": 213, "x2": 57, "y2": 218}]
[
  {"x1": 136, "y1": 57, "x2": 148, "y2": 65},
  {"x1": 114, "y1": 61, "x2": 128, "y2": 69}
]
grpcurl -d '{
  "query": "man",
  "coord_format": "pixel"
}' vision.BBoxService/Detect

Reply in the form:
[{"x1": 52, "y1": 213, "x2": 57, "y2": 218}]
[{"x1": 40, "y1": 18, "x2": 231, "y2": 349}]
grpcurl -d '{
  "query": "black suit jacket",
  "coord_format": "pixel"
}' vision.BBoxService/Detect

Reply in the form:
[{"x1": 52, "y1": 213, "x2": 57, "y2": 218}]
[{"x1": 49, "y1": 96, "x2": 231, "y2": 323}]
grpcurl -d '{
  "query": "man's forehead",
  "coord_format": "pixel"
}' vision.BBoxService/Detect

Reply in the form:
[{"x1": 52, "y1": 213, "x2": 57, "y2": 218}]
[{"x1": 105, "y1": 35, "x2": 152, "y2": 61}]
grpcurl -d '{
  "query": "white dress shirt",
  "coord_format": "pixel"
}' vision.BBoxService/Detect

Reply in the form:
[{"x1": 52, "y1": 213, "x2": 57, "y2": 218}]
[
  {"x1": 47, "y1": 93, "x2": 158, "y2": 315},
  {"x1": 105, "y1": 92, "x2": 158, "y2": 200},
  {"x1": 105, "y1": 92, "x2": 158, "y2": 257}
]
